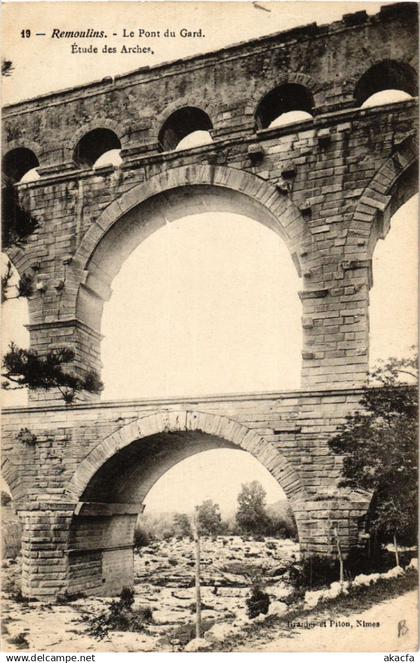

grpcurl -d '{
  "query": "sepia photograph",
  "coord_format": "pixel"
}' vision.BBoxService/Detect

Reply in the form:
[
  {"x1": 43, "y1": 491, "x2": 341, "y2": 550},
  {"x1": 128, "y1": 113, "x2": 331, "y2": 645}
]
[{"x1": 1, "y1": 0, "x2": 418, "y2": 655}]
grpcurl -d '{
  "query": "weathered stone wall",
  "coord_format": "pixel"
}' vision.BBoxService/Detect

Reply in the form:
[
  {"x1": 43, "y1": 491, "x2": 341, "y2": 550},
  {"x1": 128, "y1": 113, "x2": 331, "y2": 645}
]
[
  {"x1": 2, "y1": 389, "x2": 363, "y2": 502},
  {"x1": 3, "y1": 3, "x2": 418, "y2": 161}
]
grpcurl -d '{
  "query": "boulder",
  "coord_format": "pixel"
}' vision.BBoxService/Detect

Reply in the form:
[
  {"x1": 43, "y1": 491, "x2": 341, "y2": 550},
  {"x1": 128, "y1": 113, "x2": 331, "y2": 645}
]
[
  {"x1": 269, "y1": 584, "x2": 292, "y2": 600},
  {"x1": 107, "y1": 631, "x2": 160, "y2": 652},
  {"x1": 184, "y1": 637, "x2": 211, "y2": 652},
  {"x1": 328, "y1": 581, "x2": 349, "y2": 599},
  {"x1": 381, "y1": 566, "x2": 405, "y2": 580},
  {"x1": 304, "y1": 589, "x2": 324, "y2": 609}
]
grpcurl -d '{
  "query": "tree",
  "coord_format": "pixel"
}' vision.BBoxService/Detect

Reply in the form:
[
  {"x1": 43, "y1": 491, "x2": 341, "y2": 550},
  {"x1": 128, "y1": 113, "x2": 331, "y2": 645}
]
[
  {"x1": 196, "y1": 499, "x2": 223, "y2": 535},
  {"x1": 236, "y1": 480, "x2": 272, "y2": 535},
  {"x1": 1, "y1": 261, "x2": 34, "y2": 304},
  {"x1": 173, "y1": 512, "x2": 192, "y2": 538},
  {"x1": 2, "y1": 263, "x2": 103, "y2": 404},
  {"x1": 2, "y1": 342, "x2": 103, "y2": 404},
  {"x1": 267, "y1": 500, "x2": 298, "y2": 539},
  {"x1": 329, "y1": 350, "x2": 418, "y2": 559}
]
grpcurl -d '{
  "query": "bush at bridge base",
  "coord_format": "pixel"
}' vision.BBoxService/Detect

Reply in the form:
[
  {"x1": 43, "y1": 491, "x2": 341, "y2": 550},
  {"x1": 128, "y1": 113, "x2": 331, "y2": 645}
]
[{"x1": 87, "y1": 587, "x2": 153, "y2": 640}]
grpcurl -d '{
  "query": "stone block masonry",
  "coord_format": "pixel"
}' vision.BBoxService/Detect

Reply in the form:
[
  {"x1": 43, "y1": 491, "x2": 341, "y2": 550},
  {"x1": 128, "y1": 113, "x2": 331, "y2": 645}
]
[{"x1": 1, "y1": 3, "x2": 418, "y2": 598}]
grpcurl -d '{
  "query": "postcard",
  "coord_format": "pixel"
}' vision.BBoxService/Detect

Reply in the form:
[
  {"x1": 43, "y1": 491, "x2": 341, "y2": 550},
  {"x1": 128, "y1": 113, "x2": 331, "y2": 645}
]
[{"x1": 1, "y1": 1, "x2": 418, "y2": 655}]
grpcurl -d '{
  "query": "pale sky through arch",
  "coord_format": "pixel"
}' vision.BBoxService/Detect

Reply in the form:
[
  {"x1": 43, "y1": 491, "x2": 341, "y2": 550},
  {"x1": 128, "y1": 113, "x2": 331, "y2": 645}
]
[{"x1": 143, "y1": 448, "x2": 288, "y2": 515}]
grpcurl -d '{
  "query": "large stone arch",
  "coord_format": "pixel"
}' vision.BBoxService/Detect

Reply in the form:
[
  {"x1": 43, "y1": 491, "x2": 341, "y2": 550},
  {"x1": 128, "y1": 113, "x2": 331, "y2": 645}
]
[
  {"x1": 63, "y1": 409, "x2": 310, "y2": 595},
  {"x1": 70, "y1": 164, "x2": 306, "y2": 333},
  {"x1": 67, "y1": 410, "x2": 305, "y2": 504},
  {"x1": 345, "y1": 133, "x2": 418, "y2": 263}
]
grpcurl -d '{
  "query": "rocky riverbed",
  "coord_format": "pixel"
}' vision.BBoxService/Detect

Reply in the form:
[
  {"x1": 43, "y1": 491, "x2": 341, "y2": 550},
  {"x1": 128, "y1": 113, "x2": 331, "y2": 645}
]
[{"x1": 1, "y1": 536, "x2": 299, "y2": 652}]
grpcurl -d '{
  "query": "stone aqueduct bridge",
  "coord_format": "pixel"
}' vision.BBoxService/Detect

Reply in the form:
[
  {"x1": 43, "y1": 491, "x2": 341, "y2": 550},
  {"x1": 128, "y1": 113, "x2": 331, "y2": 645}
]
[{"x1": 2, "y1": 4, "x2": 418, "y2": 598}]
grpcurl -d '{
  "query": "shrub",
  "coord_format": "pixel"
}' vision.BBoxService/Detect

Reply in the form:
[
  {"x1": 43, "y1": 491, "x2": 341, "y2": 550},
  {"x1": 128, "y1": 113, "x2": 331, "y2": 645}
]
[
  {"x1": 345, "y1": 545, "x2": 415, "y2": 577},
  {"x1": 87, "y1": 587, "x2": 153, "y2": 640},
  {"x1": 245, "y1": 582, "x2": 270, "y2": 619},
  {"x1": 169, "y1": 620, "x2": 215, "y2": 647},
  {"x1": 8, "y1": 632, "x2": 29, "y2": 649}
]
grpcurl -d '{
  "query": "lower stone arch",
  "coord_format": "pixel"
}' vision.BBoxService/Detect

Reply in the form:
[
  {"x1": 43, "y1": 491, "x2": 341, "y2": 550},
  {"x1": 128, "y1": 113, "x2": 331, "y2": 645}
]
[
  {"x1": 68, "y1": 410, "x2": 305, "y2": 503},
  {"x1": 64, "y1": 410, "x2": 307, "y2": 595}
]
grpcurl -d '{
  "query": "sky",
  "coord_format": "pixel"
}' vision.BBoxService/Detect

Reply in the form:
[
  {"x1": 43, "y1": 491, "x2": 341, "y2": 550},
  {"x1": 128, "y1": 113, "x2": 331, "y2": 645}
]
[
  {"x1": 101, "y1": 212, "x2": 302, "y2": 399},
  {"x1": 1, "y1": 0, "x2": 418, "y2": 511}
]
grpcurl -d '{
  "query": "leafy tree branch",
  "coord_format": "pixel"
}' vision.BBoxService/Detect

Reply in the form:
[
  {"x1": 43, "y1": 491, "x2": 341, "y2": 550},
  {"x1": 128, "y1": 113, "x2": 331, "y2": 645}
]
[{"x1": 1, "y1": 261, "x2": 34, "y2": 303}]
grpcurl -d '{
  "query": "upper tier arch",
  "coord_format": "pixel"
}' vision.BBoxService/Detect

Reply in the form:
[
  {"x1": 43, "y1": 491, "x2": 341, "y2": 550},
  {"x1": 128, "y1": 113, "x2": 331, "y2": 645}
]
[
  {"x1": 71, "y1": 165, "x2": 306, "y2": 330},
  {"x1": 345, "y1": 134, "x2": 418, "y2": 261}
]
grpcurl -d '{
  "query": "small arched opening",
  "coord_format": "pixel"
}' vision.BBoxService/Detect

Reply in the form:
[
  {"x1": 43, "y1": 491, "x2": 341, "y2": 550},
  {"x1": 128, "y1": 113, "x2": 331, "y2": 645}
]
[
  {"x1": 355, "y1": 60, "x2": 417, "y2": 108},
  {"x1": 73, "y1": 128, "x2": 122, "y2": 168},
  {"x1": 2, "y1": 148, "x2": 40, "y2": 183},
  {"x1": 158, "y1": 107, "x2": 213, "y2": 151},
  {"x1": 255, "y1": 84, "x2": 314, "y2": 130}
]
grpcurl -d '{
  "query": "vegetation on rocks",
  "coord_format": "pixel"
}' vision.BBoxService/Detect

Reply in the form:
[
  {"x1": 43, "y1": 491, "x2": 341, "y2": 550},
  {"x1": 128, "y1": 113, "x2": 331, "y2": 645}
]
[
  {"x1": 87, "y1": 588, "x2": 153, "y2": 640},
  {"x1": 8, "y1": 632, "x2": 29, "y2": 649},
  {"x1": 135, "y1": 488, "x2": 296, "y2": 545}
]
